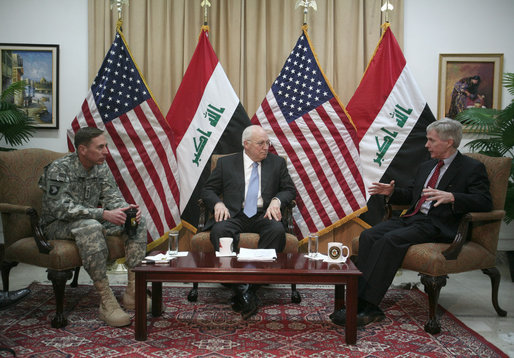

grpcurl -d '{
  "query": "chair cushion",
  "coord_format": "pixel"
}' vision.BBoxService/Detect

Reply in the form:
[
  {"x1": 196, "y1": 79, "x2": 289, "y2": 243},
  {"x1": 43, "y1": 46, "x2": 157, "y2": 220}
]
[
  {"x1": 401, "y1": 241, "x2": 496, "y2": 276},
  {"x1": 351, "y1": 236, "x2": 496, "y2": 276},
  {"x1": 5, "y1": 235, "x2": 126, "y2": 271},
  {"x1": 191, "y1": 233, "x2": 298, "y2": 253}
]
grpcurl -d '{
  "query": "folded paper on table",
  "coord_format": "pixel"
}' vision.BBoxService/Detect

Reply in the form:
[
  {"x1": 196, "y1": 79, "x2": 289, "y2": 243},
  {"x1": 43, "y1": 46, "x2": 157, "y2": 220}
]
[
  {"x1": 165, "y1": 251, "x2": 189, "y2": 258},
  {"x1": 145, "y1": 252, "x2": 189, "y2": 262},
  {"x1": 216, "y1": 252, "x2": 237, "y2": 257},
  {"x1": 237, "y1": 248, "x2": 277, "y2": 261}
]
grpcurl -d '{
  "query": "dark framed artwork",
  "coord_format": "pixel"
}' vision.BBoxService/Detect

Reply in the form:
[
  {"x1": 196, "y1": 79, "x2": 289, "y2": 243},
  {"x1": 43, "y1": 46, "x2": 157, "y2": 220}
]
[
  {"x1": 0, "y1": 43, "x2": 59, "y2": 129},
  {"x1": 437, "y1": 53, "x2": 503, "y2": 121}
]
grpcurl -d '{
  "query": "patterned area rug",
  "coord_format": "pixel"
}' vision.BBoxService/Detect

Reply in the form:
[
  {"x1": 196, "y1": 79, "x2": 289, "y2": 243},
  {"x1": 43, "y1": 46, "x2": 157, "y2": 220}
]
[{"x1": 0, "y1": 283, "x2": 507, "y2": 357}]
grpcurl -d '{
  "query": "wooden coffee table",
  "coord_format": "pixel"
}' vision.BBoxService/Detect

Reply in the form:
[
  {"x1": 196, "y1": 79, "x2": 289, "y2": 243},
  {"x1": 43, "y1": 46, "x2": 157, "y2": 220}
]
[{"x1": 132, "y1": 252, "x2": 361, "y2": 344}]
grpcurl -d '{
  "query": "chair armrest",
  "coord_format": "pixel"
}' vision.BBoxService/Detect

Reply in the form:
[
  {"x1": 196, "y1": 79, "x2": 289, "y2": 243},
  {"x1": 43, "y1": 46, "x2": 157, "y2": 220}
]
[
  {"x1": 384, "y1": 204, "x2": 409, "y2": 220},
  {"x1": 284, "y1": 200, "x2": 296, "y2": 234},
  {"x1": 442, "y1": 210, "x2": 505, "y2": 260},
  {"x1": 197, "y1": 199, "x2": 206, "y2": 231},
  {"x1": 0, "y1": 202, "x2": 53, "y2": 255}
]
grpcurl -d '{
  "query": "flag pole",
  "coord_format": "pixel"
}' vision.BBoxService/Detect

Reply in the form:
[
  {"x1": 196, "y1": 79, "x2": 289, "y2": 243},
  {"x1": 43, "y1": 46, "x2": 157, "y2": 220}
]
[
  {"x1": 380, "y1": 0, "x2": 394, "y2": 25},
  {"x1": 201, "y1": 0, "x2": 211, "y2": 26},
  {"x1": 295, "y1": 0, "x2": 317, "y2": 26},
  {"x1": 108, "y1": 0, "x2": 131, "y2": 275},
  {"x1": 110, "y1": 0, "x2": 128, "y2": 21}
]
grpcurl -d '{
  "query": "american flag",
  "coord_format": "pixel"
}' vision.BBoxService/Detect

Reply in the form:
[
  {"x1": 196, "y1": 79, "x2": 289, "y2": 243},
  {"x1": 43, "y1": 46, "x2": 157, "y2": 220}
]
[
  {"x1": 252, "y1": 27, "x2": 367, "y2": 239},
  {"x1": 67, "y1": 27, "x2": 181, "y2": 245}
]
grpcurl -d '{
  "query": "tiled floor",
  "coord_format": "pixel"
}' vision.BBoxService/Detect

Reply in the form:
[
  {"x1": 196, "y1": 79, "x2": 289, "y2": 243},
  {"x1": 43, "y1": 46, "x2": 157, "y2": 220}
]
[{"x1": 4, "y1": 252, "x2": 514, "y2": 357}]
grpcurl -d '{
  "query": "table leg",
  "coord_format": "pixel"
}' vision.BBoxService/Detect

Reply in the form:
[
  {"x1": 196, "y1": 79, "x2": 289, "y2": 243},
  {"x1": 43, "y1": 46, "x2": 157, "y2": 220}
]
[
  {"x1": 334, "y1": 284, "x2": 345, "y2": 310},
  {"x1": 135, "y1": 272, "x2": 147, "y2": 341},
  {"x1": 345, "y1": 278, "x2": 358, "y2": 345},
  {"x1": 152, "y1": 282, "x2": 163, "y2": 317}
]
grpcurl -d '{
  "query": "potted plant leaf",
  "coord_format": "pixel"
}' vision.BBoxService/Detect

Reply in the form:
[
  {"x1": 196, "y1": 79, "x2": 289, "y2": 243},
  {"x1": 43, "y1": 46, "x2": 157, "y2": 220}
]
[
  {"x1": 456, "y1": 72, "x2": 514, "y2": 223},
  {"x1": 0, "y1": 80, "x2": 36, "y2": 151}
]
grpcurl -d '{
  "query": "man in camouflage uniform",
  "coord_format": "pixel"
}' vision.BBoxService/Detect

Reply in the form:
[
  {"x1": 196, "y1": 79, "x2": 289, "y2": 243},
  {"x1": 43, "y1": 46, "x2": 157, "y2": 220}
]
[{"x1": 39, "y1": 127, "x2": 147, "y2": 327}]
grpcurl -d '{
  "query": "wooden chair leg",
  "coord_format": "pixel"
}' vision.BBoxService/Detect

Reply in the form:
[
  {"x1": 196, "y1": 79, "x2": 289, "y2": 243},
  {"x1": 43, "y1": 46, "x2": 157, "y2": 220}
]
[
  {"x1": 291, "y1": 284, "x2": 301, "y2": 303},
  {"x1": 47, "y1": 269, "x2": 73, "y2": 328},
  {"x1": 1, "y1": 261, "x2": 17, "y2": 291},
  {"x1": 419, "y1": 274, "x2": 447, "y2": 334},
  {"x1": 70, "y1": 267, "x2": 80, "y2": 288},
  {"x1": 482, "y1": 267, "x2": 507, "y2": 317},
  {"x1": 188, "y1": 282, "x2": 199, "y2": 302}
]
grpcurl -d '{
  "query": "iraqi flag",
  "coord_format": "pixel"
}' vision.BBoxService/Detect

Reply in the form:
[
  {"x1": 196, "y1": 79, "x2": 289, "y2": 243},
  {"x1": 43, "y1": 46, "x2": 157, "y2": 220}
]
[
  {"x1": 166, "y1": 26, "x2": 251, "y2": 231},
  {"x1": 347, "y1": 23, "x2": 435, "y2": 225}
]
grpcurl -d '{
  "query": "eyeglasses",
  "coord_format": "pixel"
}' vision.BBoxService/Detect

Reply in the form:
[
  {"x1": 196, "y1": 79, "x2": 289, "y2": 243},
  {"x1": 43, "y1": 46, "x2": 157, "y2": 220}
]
[{"x1": 248, "y1": 140, "x2": 271, "y2": 147}]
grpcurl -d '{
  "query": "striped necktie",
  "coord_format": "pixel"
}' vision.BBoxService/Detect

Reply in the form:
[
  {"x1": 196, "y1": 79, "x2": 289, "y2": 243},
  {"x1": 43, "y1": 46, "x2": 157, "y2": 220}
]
[{"x1": 404, "y1": 160, "x2": 444, "y2": 217}]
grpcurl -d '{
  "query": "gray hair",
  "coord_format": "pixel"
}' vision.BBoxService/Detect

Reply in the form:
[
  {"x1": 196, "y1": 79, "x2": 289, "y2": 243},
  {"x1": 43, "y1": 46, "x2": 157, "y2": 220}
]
[
  {"x1": 426, "y1": 118, "x2": 462, "y2": 148},
  {"x1": 241, "y1": 125, "x2": 257, "y2": 146}
]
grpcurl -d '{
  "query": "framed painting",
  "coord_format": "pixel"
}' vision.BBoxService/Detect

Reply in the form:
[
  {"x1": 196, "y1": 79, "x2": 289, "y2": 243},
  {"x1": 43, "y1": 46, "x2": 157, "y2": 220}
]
[
  {"x1": 437, "y1": 53, "x2": 503, "y2": 122},
  {"x1": 0, "y1": 43, "x2": 59, "y2": 129}
]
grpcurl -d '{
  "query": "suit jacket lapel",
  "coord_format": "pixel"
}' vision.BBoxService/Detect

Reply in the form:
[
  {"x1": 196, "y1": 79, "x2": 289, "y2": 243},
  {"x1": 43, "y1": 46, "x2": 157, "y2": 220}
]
[
  {"x1": 232, "y1": 152, "x2": 245, "y2": 197},
  {"x1": 260, "y1": 156, "x2": 271, "y2": 195}
]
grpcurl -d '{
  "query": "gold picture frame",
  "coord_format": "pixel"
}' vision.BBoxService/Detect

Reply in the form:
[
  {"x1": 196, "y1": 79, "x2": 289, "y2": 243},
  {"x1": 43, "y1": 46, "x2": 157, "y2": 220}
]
[
  {"x1": 437, "y1": 53, "x2": 503, "y2": 121},
  {"x1": 0, "y1": 43, "x2": 59, "y2": 129}
]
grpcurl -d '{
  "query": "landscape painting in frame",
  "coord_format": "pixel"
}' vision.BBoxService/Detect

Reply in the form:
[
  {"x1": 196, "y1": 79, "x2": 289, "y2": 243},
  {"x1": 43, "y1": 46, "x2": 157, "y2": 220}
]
[
  {"x1": 437, "y1": 53, "x2": 503, "y2": 122},
  {"x1": 1, "y1": 43, "x2": 59, "y2": 128}
]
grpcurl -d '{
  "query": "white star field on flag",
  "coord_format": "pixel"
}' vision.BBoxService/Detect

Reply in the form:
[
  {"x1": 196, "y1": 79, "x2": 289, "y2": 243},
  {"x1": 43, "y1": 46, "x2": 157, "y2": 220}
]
[
  {"x1": 91, "y1": 33, "x2": 150, "y2": 123},
  {"x1": 271, "y1": 35, "x2": 332, "y2": 123}
]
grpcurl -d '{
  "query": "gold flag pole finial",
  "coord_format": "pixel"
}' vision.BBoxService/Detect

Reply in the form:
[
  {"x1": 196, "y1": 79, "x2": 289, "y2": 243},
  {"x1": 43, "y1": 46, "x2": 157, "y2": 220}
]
[
  {"x1": 201, "y1": 0, "x2": 211, "y2": 26},
  {"x1": 295, "y1": 0, "x2": 317, "y2": 26},
  {"x1": 110, "y1": 0, "x2": 129, "y2": 21},
  {"x1": 380, "y1": 0, "x2": 394, "y2": 23}
]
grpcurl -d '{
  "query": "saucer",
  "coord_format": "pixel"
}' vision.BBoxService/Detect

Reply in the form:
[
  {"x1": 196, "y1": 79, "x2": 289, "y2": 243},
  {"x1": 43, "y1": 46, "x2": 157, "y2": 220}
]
[{"x1": 323, "y1": 257, "x2": 347, "y2": 264}]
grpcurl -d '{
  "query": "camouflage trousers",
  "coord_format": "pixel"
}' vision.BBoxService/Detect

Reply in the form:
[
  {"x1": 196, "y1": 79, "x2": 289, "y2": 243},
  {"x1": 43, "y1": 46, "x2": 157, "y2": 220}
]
[{"x1": 44, "y1": 217, "x2": 147, "y2": 282}]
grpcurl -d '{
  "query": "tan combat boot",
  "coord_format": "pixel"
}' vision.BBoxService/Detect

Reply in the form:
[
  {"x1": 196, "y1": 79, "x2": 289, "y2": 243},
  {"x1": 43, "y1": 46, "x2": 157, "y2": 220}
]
[
  {"x1": 122, "y1": 269, "x2": 151, "y2": 312},
  {"x1": 94, "y1": 278, "x2": 131, "y2": 327}
]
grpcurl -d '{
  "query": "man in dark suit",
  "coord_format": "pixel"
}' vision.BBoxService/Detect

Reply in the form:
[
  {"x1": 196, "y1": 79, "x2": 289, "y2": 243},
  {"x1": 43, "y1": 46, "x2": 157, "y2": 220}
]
[
  {"x1": 331, "y1": 118, "x2": 492, "y2": 327},
  {"x1": 201, "y1": 124, "x2": 296, "y2": 318}
]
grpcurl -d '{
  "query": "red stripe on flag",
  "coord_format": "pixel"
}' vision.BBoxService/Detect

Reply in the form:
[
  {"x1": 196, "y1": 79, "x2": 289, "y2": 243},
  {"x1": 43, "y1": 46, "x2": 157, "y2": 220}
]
[
  {"x1": 122, "y1": 108, "x2": 175, "y2": 227},
  {"x1": 260, "y1": 98, "x2": 332, "y2": 229},
  {"x1": 104, "y1": 119, "x2": 165, "y2": 236},
  {"x1": 297, "y1": 110, "x2": 347, "y2": 216},
  {"x1": 144, "y1": 100, "x2": 181, "y2": 206},
  {"x1": 347, "y1": 27, "x2": 406, "y2": 140},
  {"x1": 311, "y1": 104, "x2": 361, "y2": 212}
]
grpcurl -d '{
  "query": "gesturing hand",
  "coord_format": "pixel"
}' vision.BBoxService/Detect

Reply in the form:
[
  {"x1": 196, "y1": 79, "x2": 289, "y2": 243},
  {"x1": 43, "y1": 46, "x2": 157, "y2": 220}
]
[
  {"x1": 422, "y1": 187, "x2": 454, "y2": 207},
  {"x1": 368, "y1": 180, "x2": 395, "y2": 196}
]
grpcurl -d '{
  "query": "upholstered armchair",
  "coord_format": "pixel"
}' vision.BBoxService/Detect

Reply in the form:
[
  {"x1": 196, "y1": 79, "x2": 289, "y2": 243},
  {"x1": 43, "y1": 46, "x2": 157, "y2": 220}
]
[
  {"x1": 351, "y1": 153, "x2": 510, "y2": 334},
  {"x1": 188, "y1": 154, "x2": 300, "y2": 303},
  {"x1": 0, "y1": 149, "x2": 126, "y2": 328}
]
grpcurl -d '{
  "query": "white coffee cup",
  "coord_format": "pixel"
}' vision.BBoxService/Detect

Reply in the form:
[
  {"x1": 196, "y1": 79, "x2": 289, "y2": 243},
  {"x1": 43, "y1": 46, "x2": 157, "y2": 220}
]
[
  {"x1": 219, "y1": 237, "x2": 233, "y2": 255},
  {"x1": 327, "y1": 242, "x2": 350, "y2": 262}
]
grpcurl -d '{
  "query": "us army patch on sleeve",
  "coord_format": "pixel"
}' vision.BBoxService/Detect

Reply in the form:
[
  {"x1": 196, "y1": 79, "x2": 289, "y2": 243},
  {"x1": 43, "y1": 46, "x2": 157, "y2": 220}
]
[{"x1": 49, "y1": 184, "x2": 61, "y2": 196}]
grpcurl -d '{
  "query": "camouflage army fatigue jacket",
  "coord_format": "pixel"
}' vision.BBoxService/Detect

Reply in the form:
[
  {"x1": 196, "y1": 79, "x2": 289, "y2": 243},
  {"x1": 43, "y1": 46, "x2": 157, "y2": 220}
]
[{"x1": 38, "y1": 152, "x2": 128, "y2": 227}]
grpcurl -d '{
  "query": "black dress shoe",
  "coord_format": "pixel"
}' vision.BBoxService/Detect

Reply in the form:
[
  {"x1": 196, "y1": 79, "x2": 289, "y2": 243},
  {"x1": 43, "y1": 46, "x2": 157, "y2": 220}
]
[
  {"x1": 330, "y1": 308, "x2": 346, "y2": 326},
  {"x1": 356, "y1": 305, "x2": 385, "y2": 327},
  {"x1": 0, "y1": 288, "x2": 31, "y2": 310},
  {"x1": 330, "y1": 299, "x2": 384, "y2": 327},
  {"x1": 239, "y1": 291, "x2": 258, "y2": 320}
]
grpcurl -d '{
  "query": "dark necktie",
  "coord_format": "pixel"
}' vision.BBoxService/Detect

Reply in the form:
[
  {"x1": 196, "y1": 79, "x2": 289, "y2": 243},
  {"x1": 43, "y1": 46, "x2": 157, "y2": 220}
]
[
  {"x1": 404, "y1": 160, "x2": 444, "y2": 217},
  {"x1": 244, "y1": 162, "x2": 259, "y2": 217}
]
